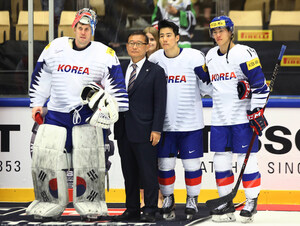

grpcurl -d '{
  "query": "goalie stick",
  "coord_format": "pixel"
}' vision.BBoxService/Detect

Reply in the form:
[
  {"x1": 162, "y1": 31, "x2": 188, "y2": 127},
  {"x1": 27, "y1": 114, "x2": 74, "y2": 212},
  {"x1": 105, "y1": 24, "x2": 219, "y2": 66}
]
[{"x1": 205, "y1": 44, "x2": 287, "y2": 210}]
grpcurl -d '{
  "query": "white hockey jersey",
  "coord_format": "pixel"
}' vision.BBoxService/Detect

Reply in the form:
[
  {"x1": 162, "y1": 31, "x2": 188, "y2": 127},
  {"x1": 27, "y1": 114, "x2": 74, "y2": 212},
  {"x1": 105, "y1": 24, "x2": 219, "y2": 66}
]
[
  {"x1": 29, "y1": 37, "x2": 128, "y2": 113},
  {"x1": 205, "y1": 44, "x2": 269, "y2": 126},
  {"x1": 149, "y1": 48, "x2": 211, "y2": 132}
]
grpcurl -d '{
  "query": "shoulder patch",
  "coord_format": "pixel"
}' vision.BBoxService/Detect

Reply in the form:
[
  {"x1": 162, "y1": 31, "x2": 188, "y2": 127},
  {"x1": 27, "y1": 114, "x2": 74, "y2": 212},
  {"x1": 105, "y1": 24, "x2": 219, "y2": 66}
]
[
  {"x1": 247, "y1": 57, "x2": 261, "y2": 70},
  {"x1": 106, "y1": 47, "x2": 115, "y2": 56},
  {"x1": 45, "y1": 42, "x2": 51, "y2": 50}
]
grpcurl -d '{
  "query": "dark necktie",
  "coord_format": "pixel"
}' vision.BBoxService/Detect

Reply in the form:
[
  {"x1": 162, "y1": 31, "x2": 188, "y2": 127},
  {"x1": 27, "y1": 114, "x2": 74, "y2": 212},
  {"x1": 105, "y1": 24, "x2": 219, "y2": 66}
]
[{"x1": 128, "y1": 63, "x2": 137, "y2": 91}]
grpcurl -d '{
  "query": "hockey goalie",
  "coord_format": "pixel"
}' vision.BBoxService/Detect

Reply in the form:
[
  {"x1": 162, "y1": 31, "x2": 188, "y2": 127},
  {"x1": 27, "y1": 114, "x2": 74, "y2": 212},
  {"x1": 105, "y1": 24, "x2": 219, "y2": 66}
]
[{"x1": 26, "y1": 8, "x2": 128, "y2": 221}]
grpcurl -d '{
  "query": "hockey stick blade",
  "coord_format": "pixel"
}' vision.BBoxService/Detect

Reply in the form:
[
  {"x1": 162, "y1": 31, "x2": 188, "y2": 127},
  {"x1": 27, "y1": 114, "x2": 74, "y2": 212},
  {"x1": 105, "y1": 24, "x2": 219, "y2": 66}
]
[
  {"x1": 206, "y1": 189, "x2": 235, "y2": 209},
  {"x1": 205, "y1": 44, "x2": 287, "y2": 210}
]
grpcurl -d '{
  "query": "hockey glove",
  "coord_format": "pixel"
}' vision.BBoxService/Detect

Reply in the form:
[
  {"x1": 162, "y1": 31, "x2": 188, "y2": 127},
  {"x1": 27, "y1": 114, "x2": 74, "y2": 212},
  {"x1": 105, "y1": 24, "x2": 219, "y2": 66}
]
[
  {"x1": 87, "y1": 95, "x2": 119, "y2": 129},
  {"x1": 81, "y1": 82, "x2": 104, "y2": 106},
  {"x1": 247, "y1": 107, "x2": 268, "y2": 136},
  {"x1": 81, "y1": 82, "x2": 119, "y2": 129},
  {"x1": 237, "y1": 80, "x2": 251, "y2": 100}
]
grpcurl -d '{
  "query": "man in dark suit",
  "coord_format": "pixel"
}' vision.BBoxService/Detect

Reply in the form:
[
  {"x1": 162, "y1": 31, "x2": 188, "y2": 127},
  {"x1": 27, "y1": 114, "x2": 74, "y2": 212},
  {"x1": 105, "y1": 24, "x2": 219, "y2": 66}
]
[{"x1": 114, "y1": 31, "x2": 167, "y2": 222}]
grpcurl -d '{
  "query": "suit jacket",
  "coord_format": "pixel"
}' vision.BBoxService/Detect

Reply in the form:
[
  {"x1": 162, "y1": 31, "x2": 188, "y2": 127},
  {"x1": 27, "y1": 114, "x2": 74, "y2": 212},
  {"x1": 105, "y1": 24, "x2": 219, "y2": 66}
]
[{"x1": 114, "y1": 59, "x2": 167, "y2": 143}]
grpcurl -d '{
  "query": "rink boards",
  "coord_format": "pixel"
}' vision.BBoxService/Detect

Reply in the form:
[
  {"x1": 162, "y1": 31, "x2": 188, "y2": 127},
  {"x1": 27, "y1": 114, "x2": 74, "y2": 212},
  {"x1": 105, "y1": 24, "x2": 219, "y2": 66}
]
[{"x1": 0, "y1": 97, "x2": 300, "y2": 204}]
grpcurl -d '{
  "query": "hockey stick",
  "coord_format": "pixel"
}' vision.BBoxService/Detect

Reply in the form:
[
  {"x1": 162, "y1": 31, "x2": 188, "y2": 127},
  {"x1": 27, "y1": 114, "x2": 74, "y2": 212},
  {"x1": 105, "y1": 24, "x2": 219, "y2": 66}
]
[
  {"x1": 185, "y1": 201, "x2": 246, "y2": 226},
  {"x1": 205, "y1": 44, "x2": 287, "y2": 209}
]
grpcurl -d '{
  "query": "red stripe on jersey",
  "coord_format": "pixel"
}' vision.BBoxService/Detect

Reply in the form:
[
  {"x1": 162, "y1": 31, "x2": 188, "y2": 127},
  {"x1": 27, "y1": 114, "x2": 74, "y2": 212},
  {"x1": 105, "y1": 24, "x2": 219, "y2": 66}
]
[
  {"x1": 185, "y1": 176, "x2": 202, "y2": 186},
  {"x1": 216, "y1": 175, "x2": 234, "y2": 186},
  {"x1": 158, "y1": 176, "x2": 175, "y2": 185},
  {"x1": 243, "y1": 177, "x2": 261, "y2": 188}
]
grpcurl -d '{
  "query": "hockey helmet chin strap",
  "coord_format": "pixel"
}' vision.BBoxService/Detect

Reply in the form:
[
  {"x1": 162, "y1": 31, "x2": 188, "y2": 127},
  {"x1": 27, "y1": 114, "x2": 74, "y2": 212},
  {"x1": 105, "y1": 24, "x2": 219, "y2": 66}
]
[{"x1": 226, "y1": 34, "x2": 233, "y2": 64}]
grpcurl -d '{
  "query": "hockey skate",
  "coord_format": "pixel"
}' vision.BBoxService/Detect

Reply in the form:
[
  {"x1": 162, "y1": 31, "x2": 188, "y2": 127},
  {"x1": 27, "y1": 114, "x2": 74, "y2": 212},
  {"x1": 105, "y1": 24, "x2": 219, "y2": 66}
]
[
  {"x1": 185, "y1": 196, "x2": 198, "y2": 220},
  {"x1": 211, "y1": 201, "x2": 236, "y2": 222},
  {"x1": 161, "y1": 194, "x2": 176, "y2": 220},
  {"x1": 240, "y1": 198, "x2": 258, "y2": 223}
]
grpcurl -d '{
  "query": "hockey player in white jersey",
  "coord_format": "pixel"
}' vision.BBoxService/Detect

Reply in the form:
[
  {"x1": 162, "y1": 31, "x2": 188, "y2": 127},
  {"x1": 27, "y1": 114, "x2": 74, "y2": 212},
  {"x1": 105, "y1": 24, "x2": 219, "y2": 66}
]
[
  {"x1": 26, "y1": 8, "x2": 128, "y2": 221},
  {"x1": 200, "y1": 16, "x2": 269, "y2": 223},
  {"x1": 149, "y1": 20, "x2": 211, "y2": 220}
]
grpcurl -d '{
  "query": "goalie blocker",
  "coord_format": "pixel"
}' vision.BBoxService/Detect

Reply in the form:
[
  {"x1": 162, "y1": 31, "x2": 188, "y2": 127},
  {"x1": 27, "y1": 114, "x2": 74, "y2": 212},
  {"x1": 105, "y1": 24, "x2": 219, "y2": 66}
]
[{"x1": 81, "y1": 82, "x2": 119, "y2": 129}]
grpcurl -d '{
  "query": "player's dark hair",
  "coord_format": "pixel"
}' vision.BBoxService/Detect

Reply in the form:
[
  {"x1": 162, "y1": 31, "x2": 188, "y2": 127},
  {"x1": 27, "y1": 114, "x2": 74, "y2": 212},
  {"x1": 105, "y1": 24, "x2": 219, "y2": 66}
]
[
  {"x1": 127, "y1": 31, "x2": 149, "y2": 44},
  {"x1": 158, "y1": 20, "x2": 179, "y2": 36}
]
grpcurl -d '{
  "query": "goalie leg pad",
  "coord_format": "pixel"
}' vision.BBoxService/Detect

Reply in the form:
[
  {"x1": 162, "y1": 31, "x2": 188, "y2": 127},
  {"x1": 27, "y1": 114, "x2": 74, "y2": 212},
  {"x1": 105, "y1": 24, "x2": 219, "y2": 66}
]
[
  {"x1": 26, "y1": 124, "x2": 69, "y2": 219},
  {"x1": 72, "y1": 124, "x2": 108, "y2": 217}
]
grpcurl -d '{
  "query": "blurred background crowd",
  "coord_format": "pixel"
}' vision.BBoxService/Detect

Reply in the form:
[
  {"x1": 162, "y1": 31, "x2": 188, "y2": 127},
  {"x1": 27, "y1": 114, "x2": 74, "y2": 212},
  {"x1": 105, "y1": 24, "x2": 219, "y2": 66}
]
[{"x1": 0, "y1": 0, "x2": 299, "y2": 96}]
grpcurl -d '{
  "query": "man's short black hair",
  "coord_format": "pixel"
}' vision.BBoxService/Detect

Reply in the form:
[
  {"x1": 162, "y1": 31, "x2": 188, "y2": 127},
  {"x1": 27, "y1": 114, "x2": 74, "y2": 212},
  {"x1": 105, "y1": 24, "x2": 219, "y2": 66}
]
[
  {"x1": 127, "y1": 30, "x2": 149, "y2": 44},
  {"x1": 158, "y1": 20, "x2": 179, "y2": 36}
]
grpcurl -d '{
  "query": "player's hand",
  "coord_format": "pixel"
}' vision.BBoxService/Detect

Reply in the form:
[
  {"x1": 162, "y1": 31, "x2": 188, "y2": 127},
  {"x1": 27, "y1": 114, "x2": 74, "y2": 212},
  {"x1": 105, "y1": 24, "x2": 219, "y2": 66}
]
[
  {"x1": 247, "y1": 108, "x2": 268, "y2": 136},
  {"x1": 32, "y1": 106, "x2": 43, "y2": 123},
  {"x1": 150, "y1": 131, "x2": 161, "y2": 146}
]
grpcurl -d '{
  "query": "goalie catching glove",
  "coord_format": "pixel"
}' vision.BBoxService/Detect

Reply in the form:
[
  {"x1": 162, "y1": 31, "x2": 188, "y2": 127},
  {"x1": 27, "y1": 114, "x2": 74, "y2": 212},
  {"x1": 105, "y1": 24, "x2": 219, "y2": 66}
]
[
  {"x1": 247, "y1": 107, "x2": 268, "y2": 136},
  {"x1": 81, "y1": 82, "x2": 119, "y2": 129}
]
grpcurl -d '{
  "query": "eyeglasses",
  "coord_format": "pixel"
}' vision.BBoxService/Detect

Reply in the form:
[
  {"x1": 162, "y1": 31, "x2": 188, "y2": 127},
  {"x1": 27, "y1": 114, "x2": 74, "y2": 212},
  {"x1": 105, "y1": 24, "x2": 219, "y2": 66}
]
[{"x1": 127, "y1": 42, "x2": 147, "y2": 47}]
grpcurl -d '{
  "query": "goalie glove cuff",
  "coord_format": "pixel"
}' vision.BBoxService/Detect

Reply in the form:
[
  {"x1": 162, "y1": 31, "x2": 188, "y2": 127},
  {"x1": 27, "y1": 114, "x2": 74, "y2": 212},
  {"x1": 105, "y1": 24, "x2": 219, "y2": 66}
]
[
  {"x1": 238, "y1": 80, "x2": 251, "y2": 100},
  {"x1": 247, "y1": 108, "x2": 268, "y2": 136}
]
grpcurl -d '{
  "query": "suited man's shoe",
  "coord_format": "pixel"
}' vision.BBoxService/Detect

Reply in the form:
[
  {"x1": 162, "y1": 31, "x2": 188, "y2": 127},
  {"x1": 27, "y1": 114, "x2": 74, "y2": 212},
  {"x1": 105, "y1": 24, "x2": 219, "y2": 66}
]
[
  {"x1": 114, "y1": 209, "x2": 140, "y2": 221},
  {"x1": 140, "y1": 211, "x2": 156, "y2": 222}
]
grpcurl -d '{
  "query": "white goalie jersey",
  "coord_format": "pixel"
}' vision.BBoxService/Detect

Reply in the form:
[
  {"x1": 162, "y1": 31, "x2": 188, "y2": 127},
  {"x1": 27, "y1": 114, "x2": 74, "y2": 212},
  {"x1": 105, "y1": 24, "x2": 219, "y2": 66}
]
[
  {"x1": 29, "y1": 37, "x2": 128, "y2": 113},
  {"x1": 149, "y1": 48, "x2": 212, "y2": 132},
  {"x1": 205, "y1": 44, "x2": 270, "y2": 126}
]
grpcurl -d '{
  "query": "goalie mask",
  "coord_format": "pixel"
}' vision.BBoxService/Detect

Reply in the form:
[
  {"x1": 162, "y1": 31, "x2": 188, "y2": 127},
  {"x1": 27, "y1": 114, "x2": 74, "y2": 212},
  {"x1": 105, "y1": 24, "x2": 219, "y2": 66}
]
[
  {"x1": 72, "y1": 8, "x2": 97, "y2": 36},
  {"x1": 209, "y1": 15, "x2": 234, "y2": 38}
]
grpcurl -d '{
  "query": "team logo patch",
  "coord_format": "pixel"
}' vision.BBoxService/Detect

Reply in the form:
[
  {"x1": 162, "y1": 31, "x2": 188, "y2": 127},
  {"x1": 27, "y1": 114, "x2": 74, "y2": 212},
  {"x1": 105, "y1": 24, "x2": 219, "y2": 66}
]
[
  {"x1": 210, "y1": 20, "x2": 226, "y2": 29},
  {"x1": 106, "y1": 47, "x2": 115, "y2": 56},
  {"x1": 247, "y1": 57, "x2": 261, "y2": 70},
  {"x1": 76, "y1": 176, "x2": 87, "y2": 197},
  {"x1": 49, "y1": 178, "x2": 58, "y2": 198}
]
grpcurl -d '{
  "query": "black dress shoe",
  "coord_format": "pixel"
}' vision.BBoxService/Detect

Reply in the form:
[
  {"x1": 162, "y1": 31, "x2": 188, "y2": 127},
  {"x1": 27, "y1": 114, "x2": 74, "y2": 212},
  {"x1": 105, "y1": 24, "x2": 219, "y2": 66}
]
[
  {"x1": 140, "y1": 211, "x2": 156, "y2": 222},
  {"x1": 114, "y1": 209, "x2": 140, "y2": 221}
]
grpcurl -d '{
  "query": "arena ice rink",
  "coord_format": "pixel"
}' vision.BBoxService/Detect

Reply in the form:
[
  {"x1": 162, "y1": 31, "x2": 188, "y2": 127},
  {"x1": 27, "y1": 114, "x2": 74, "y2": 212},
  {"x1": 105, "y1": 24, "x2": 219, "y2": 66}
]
[{"x1": 189, "y1": 210, "x2": 300, "y2": 226}]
